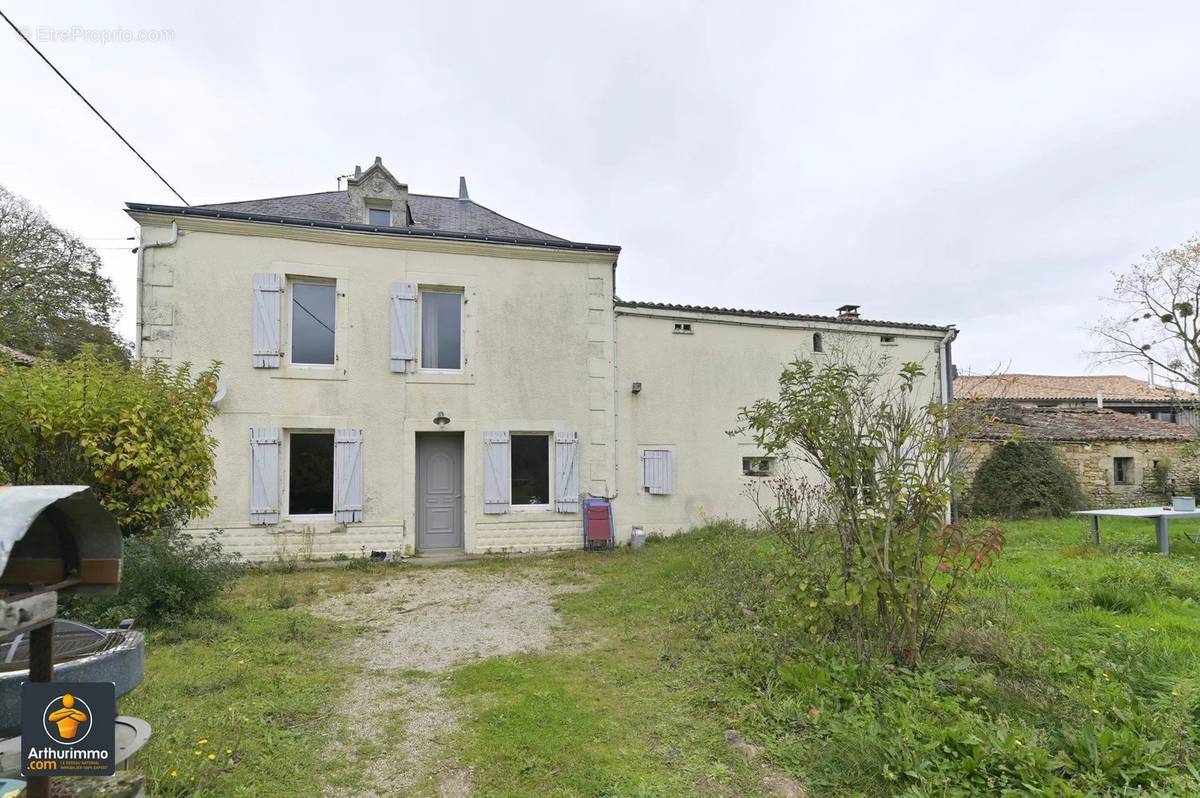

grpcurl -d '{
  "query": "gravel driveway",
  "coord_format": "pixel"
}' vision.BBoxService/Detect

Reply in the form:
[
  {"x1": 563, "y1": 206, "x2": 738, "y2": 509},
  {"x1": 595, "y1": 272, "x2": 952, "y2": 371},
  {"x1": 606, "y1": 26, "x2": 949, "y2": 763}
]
[{"x1": 309, "y1": 564, "x2": 580, "y2": 797}]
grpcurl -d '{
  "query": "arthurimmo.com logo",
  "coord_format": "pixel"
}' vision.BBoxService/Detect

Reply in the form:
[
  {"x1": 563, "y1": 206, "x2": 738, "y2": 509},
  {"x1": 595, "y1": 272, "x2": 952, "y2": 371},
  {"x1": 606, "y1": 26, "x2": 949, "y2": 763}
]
[{"x1": 22, "y1": 682, "x2": 115, "y2": 777}]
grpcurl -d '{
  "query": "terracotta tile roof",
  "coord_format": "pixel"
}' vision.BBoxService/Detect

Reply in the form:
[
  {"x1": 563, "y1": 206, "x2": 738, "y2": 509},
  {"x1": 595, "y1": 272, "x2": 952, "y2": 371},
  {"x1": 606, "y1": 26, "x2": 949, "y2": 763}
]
[
  {"x1": 976, "y1": 406, "x2": 1193, "y2": 443},
  {"x1": 956, "y1": 373, "x2": 1191, "y2": 403}
]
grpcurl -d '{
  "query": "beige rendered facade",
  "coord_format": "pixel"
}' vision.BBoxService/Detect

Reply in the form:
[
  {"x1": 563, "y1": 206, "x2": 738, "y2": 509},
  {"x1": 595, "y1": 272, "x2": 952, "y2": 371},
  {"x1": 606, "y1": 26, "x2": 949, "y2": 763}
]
[{"x1": 128, "y1": 163, "x2": 954, "y2": 560}]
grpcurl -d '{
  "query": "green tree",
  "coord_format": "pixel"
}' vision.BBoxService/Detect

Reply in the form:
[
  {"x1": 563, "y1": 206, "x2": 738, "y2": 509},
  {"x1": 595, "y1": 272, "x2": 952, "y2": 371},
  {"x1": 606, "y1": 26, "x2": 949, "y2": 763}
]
[
  {"x1": 0, "y1": 349, "x2": 220, "y2": 535},
  {"x1": 0, "y1": 184, "x2": 128, "y2": 360},
  {"x1": 968, "y1": 440, "x2": 1086, "y2": 518},
  {"x1": 736, "y1": 355, "x2": 1004, "y2": 666}
]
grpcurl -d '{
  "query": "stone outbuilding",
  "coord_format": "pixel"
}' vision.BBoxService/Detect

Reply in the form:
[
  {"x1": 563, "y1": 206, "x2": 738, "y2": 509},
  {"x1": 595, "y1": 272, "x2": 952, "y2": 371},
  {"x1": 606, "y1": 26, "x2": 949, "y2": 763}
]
[{"x1": 965, "y1": 406, "x2": 1200, "y2": 507}]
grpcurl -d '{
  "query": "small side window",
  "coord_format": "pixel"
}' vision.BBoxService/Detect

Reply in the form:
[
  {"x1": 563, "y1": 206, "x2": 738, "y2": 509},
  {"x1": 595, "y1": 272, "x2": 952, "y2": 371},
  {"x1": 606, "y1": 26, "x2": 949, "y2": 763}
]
[
  {"x1": 743, "y1": 456, "x2": 775, "y2": 477},
  {"x1": 673, "y1": 322, "x2": 693, "y2": 334},
  {"x1": 812, "y1": 332, "x2": 823, "y2": 353},
  {"x1": 1113, "y1": 457, "x2": 1134, "y2": 485},
  {"x1": 368, "y1": 206, "x2": 391, "y2": 225},
  {"x1": 880, "y1": 335, "x2": 896, "y2": 345}
]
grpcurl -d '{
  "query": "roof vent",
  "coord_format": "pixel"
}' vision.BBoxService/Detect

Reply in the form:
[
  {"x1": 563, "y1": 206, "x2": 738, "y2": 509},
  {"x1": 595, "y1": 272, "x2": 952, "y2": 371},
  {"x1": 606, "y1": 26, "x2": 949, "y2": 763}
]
[{"x1": 837, "y1": 304, "x2": 860, "y2": 320}]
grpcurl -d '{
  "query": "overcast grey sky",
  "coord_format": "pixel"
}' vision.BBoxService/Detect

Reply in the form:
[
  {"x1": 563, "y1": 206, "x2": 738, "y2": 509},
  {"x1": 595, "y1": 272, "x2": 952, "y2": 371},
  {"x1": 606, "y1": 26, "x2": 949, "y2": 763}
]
[{"x1": 2, "y1": 1, "x2": 1198, "y2": 378}]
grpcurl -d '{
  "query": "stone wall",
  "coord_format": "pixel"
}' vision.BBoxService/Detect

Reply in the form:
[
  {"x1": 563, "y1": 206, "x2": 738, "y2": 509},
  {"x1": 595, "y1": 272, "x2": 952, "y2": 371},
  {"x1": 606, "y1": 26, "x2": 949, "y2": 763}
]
[{"x1": 963, "y1": 439, "x2": 1200, "y2": 508}]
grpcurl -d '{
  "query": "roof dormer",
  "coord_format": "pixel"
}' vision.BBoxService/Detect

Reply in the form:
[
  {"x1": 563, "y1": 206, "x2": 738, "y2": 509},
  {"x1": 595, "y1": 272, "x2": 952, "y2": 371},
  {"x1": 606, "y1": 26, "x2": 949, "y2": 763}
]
[{"x1": 347, "y1": 156, "x2": 409, "y2": 227}]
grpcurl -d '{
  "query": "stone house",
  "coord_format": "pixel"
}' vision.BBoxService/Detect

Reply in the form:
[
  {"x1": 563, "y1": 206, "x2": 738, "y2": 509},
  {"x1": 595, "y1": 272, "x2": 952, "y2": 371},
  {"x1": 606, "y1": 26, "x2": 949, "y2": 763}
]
[
  {"x1": 956, "y1": 373, "x2": 1198, "y2": 426},
  {"x1": 965, "y1": 406, "x2": 1200, "y2": 507},
  {"x1": 125, "y1": 157, "x2": 955, "y2": 561}
]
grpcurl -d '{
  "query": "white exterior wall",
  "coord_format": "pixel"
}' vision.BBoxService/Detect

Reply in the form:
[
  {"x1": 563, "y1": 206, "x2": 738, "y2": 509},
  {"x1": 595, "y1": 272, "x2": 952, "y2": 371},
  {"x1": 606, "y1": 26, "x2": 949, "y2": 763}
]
[
  {"x1": 613, "y1": 307, "x2": 951, "y2": 542},
  {"x1": 134, "y1": 213, "x2": 952, "y2": 560},
  {"x1": 133, "y1": 214, "x2": 616, "y2": 561}
]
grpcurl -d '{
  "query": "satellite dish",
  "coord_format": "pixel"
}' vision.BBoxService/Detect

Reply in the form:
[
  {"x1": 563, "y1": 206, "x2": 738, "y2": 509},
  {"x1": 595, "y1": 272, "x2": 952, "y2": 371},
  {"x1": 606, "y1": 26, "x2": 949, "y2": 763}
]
[{"x1": 210, "y1": 379, "x2": 228, "y2": 406}]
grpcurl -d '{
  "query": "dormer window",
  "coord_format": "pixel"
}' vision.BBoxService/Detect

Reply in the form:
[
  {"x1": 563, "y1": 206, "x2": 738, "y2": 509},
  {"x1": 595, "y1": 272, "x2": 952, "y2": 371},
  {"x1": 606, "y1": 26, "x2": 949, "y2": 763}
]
[{"x1": 348, "y1": 157, "x2": 408, "y2": 229}]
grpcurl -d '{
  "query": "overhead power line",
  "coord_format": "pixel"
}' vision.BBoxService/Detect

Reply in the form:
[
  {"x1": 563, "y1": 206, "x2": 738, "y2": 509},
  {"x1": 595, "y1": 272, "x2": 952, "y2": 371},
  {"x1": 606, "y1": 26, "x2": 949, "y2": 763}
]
[{"x1": 0, "y1": 8, "x2": 190, "y2": 205}]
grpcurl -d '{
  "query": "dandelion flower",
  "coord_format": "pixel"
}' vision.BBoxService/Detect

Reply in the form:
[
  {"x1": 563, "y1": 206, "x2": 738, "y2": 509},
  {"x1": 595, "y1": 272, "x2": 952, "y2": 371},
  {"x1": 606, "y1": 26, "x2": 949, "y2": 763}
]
[
  {"x1": 170, "y1": 771, "x2": 177, "y2": 778},
  {"x1": 197, "y1": 739, "x2": 208, "y2": 745},
  {"x1": 194, "y1": 750, "x2": 202, "y2": 756},
  {"x1": 208, "y1": 754, "x2": 216, "y2": 761},
  {"x1": 226, "y1": 748, "x2": 233, "y2": 755}
]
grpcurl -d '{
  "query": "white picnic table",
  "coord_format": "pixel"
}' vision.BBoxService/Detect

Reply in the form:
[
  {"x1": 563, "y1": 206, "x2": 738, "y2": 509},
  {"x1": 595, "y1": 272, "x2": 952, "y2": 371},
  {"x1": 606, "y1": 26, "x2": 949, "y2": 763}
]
[{"x1": 1073, "y1": 506, "x2": 1200, "y2": 555}]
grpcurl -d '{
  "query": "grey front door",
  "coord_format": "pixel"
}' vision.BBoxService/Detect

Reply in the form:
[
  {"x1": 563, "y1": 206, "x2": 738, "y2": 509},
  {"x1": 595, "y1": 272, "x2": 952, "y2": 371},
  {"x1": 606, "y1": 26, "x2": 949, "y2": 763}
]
[{"x1": 416, "y1": 432, "x2": 464, "y2": 551}]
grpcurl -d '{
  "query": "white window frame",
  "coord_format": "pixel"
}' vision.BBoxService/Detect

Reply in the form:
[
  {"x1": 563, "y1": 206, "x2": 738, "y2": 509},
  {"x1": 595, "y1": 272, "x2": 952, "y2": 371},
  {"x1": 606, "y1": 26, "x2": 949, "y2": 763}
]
[
  {"x1": 283, "y1": 428, "x2": 336, "y2": 521},
  {"x1": 287, "y1": 278, "x2": 337, "y2": 369},
  {"x1": 365, "y1": 200, "x2": 392, "y2": 225},
  {"x1": 742, "y1": 456, "x2": 776, "y2": 478},
  {"x1": 418, "y1": 288, "x2": 465, "y2": 373},
  {"x1": 509, "y1": 431, "x2": 553, "y2": 511}
]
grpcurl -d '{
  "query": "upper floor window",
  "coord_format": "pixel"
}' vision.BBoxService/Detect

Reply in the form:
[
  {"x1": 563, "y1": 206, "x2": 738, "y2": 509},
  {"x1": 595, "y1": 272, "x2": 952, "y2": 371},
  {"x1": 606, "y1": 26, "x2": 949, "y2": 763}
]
[
  {"x1": 812, "y1": 332, "x2": 824, "y2": 353},
  {"x1": 290, "y1": 280, "x2": 336, "y2": 366},
  {"x1": 420, "y1": 290, "x2": 462, "y2": 370},
  {"x1": 368, "y1": 207, "x2": 391, "y2": 226}
]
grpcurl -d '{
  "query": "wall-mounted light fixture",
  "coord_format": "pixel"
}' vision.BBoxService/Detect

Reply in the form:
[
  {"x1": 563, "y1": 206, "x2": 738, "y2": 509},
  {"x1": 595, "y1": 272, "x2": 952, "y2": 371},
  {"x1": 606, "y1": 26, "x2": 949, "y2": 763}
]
[
  {"x1": 433, "y1": 411, "x2": 450, "y2": 426},
  {"x1": 631, "y1": 382, "x2": 642, "y2": 394}
]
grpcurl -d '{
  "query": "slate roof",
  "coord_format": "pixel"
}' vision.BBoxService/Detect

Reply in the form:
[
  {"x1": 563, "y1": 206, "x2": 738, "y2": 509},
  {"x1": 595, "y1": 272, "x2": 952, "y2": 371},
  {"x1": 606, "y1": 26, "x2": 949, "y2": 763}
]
[
  {"x1": 196, "y1": 190, "x2": 565, "y2": 242},
  {"x1": 956, "y1": 373, "x2": 1189, "y2": 403},
  {"x1": 615, "y1": 300, "x2": 953, "y2": 332},
  {"x1": 976, "y1": 406, "x2": 1193, "y2": 443},
  {"x1": 126, "y1": 191, "x2": 620, "y2": 253}
]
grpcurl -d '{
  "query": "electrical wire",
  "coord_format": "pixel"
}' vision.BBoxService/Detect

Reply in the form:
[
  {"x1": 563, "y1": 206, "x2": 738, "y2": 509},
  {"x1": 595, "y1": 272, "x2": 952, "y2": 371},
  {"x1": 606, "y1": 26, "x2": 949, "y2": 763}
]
[{"x1": 0, "y1": 8, "x2": 190, "y2": 205}]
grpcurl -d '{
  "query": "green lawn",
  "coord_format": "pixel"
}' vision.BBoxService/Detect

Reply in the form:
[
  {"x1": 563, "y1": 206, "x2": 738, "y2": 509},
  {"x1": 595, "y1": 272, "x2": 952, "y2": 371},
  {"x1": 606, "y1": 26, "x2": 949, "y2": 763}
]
[{"x1": 125, "y1": 518, "x2": 1200, "y2": 796}]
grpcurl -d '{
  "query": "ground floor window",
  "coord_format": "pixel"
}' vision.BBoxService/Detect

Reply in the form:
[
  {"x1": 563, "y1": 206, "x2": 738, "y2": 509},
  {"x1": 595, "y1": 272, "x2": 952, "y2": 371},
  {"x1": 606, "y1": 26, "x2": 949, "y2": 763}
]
[
  {"x1": 742, "y1": 456, "x2": 775, "y2": 477},
  {"x1": 1113, "y1": 456, "x2": 1134, "y2": 485},
  {"x1": 289, "y1": 432, "x2": 334, "y2": 514},
  {"x1": 511, "y1": 433, "x2": 550, "y2": 506}
]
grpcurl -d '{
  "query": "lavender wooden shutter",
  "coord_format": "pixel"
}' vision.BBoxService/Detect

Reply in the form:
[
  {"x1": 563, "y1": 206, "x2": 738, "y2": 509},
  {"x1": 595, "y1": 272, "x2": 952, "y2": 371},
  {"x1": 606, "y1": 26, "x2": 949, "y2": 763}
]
[
  {"x1": 642, "y1": 449, "x2": 674, "y2": 495},
  {"x1": 390, "y1": 282, "x2": 417, "y2": 373},
  {"x1": 249, "y1": 427, "x2": 280, "y2": 524},
  {"x1": 334, "y1": 428, "x2": 364, "y2": 523},
  {"x1": 555, "y1": 432, "x2": 580, "y2": 512},
  {"x1": 482, "y1": 431, "x2": 510, "y2": 514},
  {"x1": 252, "y1": 273, "x2": 283, "y2": 368}
]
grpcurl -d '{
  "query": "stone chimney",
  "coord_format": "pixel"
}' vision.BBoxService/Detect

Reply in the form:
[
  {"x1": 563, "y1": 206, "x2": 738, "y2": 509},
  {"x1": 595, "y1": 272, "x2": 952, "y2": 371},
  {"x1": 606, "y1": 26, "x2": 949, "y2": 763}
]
[
  {"x1": 836, "y1": 304, "x2": 860, "y2": 320},
  {"x1": 346, "y1": 156, "x2": 409, "y2": 226}
]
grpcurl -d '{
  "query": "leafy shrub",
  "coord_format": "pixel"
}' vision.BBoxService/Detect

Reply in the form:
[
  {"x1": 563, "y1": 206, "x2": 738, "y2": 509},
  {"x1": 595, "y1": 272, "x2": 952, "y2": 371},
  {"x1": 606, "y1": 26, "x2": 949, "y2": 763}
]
[
  {"x1": 0, "y1": 349, "x2": 220, "y2": 535},
  {"x1": 736, "y1": 356, "x2": 1004, "y2": 666},
  {"x1": 61, "y1": 531, "x2": 242, "y2": 627},
  {"x1": 968, "y1": 440, "x2": 1086, "y2": 518}
]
